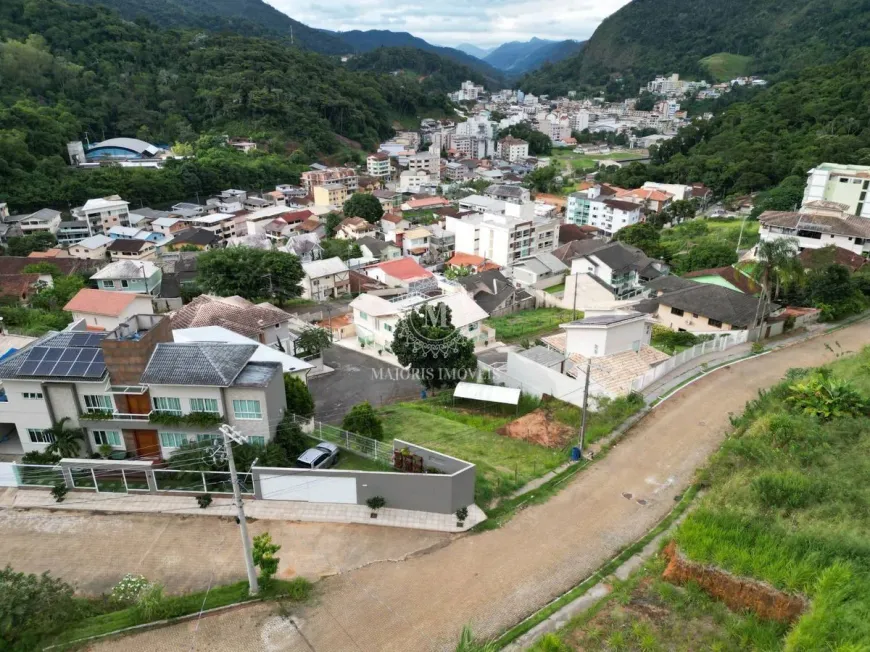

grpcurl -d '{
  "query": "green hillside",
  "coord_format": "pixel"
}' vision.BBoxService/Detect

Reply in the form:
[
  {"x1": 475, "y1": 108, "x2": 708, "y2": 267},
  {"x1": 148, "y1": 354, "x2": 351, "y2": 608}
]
[
  {"x1": 700, "y1": 52, "x2": 753, "y2": 82},
  {"x1": 344, "y1": 47, "x2": 492, "y2": 92},
  {"x1": 0, "y1": 0, "x2": 456, "y2": 212},
  {"x1": 521, "y1": 0, "x2": 870, "y2": 96}
]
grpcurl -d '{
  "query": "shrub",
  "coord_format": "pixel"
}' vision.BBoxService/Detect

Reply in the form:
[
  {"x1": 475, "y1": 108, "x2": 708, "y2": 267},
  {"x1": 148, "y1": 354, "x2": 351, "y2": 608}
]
[
  {"x1": 787, "y1": 375, "x2": 868, "y2": 420},
  {"x1": 342, "y1": 402, "x2": 384, "y2": 440},
  {"x1": 284, "y1": 374, "x2": 315, "y2": 418},
  {"x1": 274, "y1": 418, "x2": 309, "y2": 459},
  {"x1": 21, "y1": 450, "x2": 60, "y2": 465},
  {"x1": 133, "y1": 583, "x2": 170, "y2": 622},
  {"x1": 366, "y1": 496, "x2": 386, "y2": 512},
  {"x1": 51, "y1": 483, "x2": 68, "y2": 503},
  {"x1": 751, "y1": 341, "x2": 766, "y2": 355},
  {"x1": 0, "y1": 566, "x2": 82, "y2": 650},
  {"x1": 98, "y1": 443, "x2": 113, "y2": 459},
  {"x1": 110, "y1": 574, "x2": 149, "y2": 605},
  {"x1": 455, "y1": 506, "x2": 468, "y2": 524},
  {"x1": 252, "y1": 533, "x2": 281, "y2": 585},
  {"x1": 752, "y1": 471, "x2": 826, "y2": 509},
  {"x1": 197, "y1": 493, "x2": 213, "y2": 509}
]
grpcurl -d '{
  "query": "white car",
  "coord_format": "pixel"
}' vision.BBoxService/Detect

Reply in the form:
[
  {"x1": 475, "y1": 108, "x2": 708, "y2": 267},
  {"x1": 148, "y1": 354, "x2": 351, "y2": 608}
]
[{"x1": 295, "y1": 442, "x2": 340, "y2": 469}]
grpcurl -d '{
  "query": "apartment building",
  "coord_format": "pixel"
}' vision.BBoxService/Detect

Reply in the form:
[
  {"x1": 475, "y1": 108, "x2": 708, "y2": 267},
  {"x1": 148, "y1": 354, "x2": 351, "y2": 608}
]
[
  {"x1": 313, "y1": 183, "x2": 348, "y2": 207},
  {"x1": 366, "y1": 152, "x2": 391, "y2": 179},
  {"x1": 496, "y1": 137, "x2": 529, "y2": 163},
  {"x1": 567, "y1": 185, "x2": 642, "y2": 236},
  {"x1": 802, "y1": 163, "x2": 870, "y2": 218},
  {"x1": 0, "y1": 315, "x2": 286, "y2": 458},
  {"x1": 14, "y1": 209, "x2": 62, "y2": 235},
  {"x1": 56, "y1": 221, "x2": 91, "y2": 246},
  {"x1": 301, "y1": 167, "x2": 358, "y2": 193},
  {"x1": 72, "y1": 196, "x2": 130, "y2": 236},
  {"x1": 189, "y1": 212, "x2": 243, "y2": 242},
  {"x1": 406, "y1": 151, "x2": 440, "y2": 175},
  {"x1": 446, "y1": 203, "x2": 560, "y2": 267}
]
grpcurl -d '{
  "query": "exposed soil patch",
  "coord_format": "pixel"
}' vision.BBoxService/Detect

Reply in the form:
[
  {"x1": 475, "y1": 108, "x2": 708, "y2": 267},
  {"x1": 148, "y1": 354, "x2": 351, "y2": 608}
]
[
  {"x1": 662, "y1": 541, "x2": 808, "y2": 623},
  {"x1": 497, "y1": 408, "x2": 575, "y2": 448}
]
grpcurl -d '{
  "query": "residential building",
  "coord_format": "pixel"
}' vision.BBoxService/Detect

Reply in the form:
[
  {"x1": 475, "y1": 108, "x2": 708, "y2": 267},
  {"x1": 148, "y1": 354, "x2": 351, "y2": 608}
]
[
  {"x1": 621, "y1": 188, "x2": 674, "y2": 212},
  {"x1": 372, "y1": 190, "x2": 402, "y2": 212},
  {"x1": 357, "y1": 236, "x2": 401, "y2": 262},
  {"x1": 445, "y1": 203, "x2": 560, "y2": 267},
  {"x1": 641, "y1": 181, "x2": 694, "y2": 202},
  {"x1": 0, "y1": 222, "x2": 23, "y2": 246},
  {"x1": 758, "y1": 203, "x2": 870, "y2": 256},
  {"x1": 351, "y1": 290, "x2": 493, "y2": 351},
  {"x1": 313, "y1": 183, "x2": 348, "y2": 207},
  {"x1": 150, "y1": 217, "x2": 186, "y2": 236},
  {"x1": 0, "y1": 273, "x2": 41, "y2": 303},
  {"x1": 367, "y1": 152, "x2": 392, "y2": 179},
  {"x1": 0, "y1": 314, "x2": 287, "y2": 457},
  {"x1": 454, "y1": 115, "x2": 497, "y2": 158},
  {"x1": 72, "y1": 196, "x2": 130, "y2": 235},
  {"x1": 301, "y1": 167, "x2": 358, "y2": 193},
  {"x1": 682, "y1": 266, "x2": 760, "y2": 295},
  {"x1": 165, "y1": 228, "x2": 219, "y2": 251},
  {"x1": 561, "y1": 311, "x2": 653, "y2": 359},
  {"x1": 13, "y1": 209, "x2": 62, "y2": 235},
  {"x1": 457, "y1": 194, "x2": 506, "y2": 214},
  {"x1": 566, "y1": 185, "x2": 642, "y2": 235},
  {"x1": 570, "y1": 111, "x2": 590, "y2": 132},
  {"x1": 398, "y1": 170, "x2": 436, "y2": 194},
  {"x1": 446, "y1": 253, "x2": 500, "y2": 274},
  {"x1": 401, "y1": 227, "x2": 431, "y2": 262},
  {"x1": 512, "y1": 252, "x2": 569, "y2": 289},
  {"x1": 406, "y1": 151, "x2": 440, "y2": 175},
  {"x1": 67, "y1": 234, "x2": 113, "y2": 260},
  {"x1": 282, "y1": 233, "x2": 324, "y2": 262},
  {"x1": 455, "y1": 269, "x2": 534, "y2": 316},
  {"x1": 189, "y1": 212, "x2": 244, "y2": 242},
  {"x1": 335, "y1": 216, "x2": 376, "y2": 240},
  {"x1": 400, "y1": 197, "x2": 451, "y2": 212},
  {"x1": 107, "y1": 226, "x2": 164, "y2": 243},
  {"x1": 648, "y1": 279, "x2": 776, "y2": 333},
  {"x1": 91, "y1": 260, "x2": 162, "y2": 295},
  {"x1": 485, "y1": 185, "x2": 531, "y2": 204},
  {"x1": 798, "y1": 245, "x2": 868, "y2": 273},
  {"x1": 428, "y1": 223, "x2": 456, "y2": 263},
  {"x1": 381, "y1": 212, "x2": 410, "y2": 237},
  {"x1": 445, "y1": 161, "x2": 473, "y2": 182},
  {"x1": 366, "y1": 257, "x2": 435, "y2": 290},
  {"x1": 27, "y1": 248, "x2": 69, "y2": 260},
  {"x1": 801, "y1": 163, "x2": 870, "y2": 218},
  {"x1": 170, "y1": 295, "x2": 296, "y2": 351},
  {"x1": 300, "y1": 257, "x2": 351, "y2": 301},
  {"x1": 496, "y1": 136, "x2": 529, "y2": 163},
  {"x1": 107, "y1": 238, "x2": 157, "y2": 262},
  {"x1": 64, "y1": 289, "x2": 154, "y2": 331},
  {"x1": 56, "y1": 220, "x2": 91, "y2": 245}
]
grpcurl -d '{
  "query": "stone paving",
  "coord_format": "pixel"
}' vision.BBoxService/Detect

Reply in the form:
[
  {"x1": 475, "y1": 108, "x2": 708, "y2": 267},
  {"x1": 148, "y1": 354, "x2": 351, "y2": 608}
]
[{"x1": 6, "y1": 488, "x2": 486, "y2": 533}]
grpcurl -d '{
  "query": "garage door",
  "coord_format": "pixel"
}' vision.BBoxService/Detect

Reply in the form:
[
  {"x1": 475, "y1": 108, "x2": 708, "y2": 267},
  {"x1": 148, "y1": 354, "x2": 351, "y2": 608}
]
[{"x1": 260, "y1": 474, "x2": 357, "y2": 504}]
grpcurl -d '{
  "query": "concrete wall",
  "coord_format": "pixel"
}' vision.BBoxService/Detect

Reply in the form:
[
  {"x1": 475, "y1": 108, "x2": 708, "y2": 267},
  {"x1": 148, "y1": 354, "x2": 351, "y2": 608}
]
[
  {"x1": 656, "y1": 302, "x2": 736, "y2": 332},
  {"x1": 503, "y1": 351, "x2": 599, "y2": 406},
  {"x1": 564, "y1": 318, "x2": 650, "y2": 357}
]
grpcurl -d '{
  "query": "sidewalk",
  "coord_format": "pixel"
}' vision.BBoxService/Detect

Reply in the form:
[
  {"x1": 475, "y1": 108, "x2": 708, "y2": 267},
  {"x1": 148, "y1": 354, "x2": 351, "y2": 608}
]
[
  {"x1": 5, "y1": 488, "x2": 486, "y2": 534},
  {"x1": 334, "y1": 337, "x2": 404, "y2": 368}
]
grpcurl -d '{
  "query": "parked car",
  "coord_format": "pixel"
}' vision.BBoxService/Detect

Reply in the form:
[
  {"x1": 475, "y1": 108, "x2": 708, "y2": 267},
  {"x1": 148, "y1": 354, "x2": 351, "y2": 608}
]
[{"x1": 295, "y1": 442, "x2": 340, "y2": 469}]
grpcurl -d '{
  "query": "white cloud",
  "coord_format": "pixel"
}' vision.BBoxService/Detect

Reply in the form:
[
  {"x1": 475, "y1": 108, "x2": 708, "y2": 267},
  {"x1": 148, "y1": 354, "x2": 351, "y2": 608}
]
[{"x1": 264, "y1": 0, "x2": 632, "y2": 48}]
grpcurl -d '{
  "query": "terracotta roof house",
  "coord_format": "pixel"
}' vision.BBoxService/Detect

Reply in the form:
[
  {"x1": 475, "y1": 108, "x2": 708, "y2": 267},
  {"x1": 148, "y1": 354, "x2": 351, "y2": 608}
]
[
  {"x1": 335, "y1": 216, "x2": 376, "y2": 240},
  {"x1": 446, "y1": 252, "x2": 500, "y2": 273},
  {"x1": 0, "y1": 273, "x2": 41, "y2": 302},
  {"x1": 654, "y1": 281, "x2": 778, "y2": 332},
  {"x1": 366, "y1": 257, "x2": 434, "y2": 289},
  {"x1": 798, "y1": 245, "x2": 868, "y2": 273},
  {"x1": 64, "y1": 288, "x2": 154, "y2": 331},
  {"x1": 170, "y1": 295, "x2": 295, "y2": 350}
]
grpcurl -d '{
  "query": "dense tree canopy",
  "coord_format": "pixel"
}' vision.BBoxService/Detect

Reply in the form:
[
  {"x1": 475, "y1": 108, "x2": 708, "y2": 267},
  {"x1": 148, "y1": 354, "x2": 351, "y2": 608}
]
[
  {"x1": 196, "y1": 248, "x2": 304, "y2": 304},
  {"x1": 342, "y1": 193, "x2": 384, "y2": 224},
  {"x1": 498, "y1": 124, "x2": 552, "y2": 156}
]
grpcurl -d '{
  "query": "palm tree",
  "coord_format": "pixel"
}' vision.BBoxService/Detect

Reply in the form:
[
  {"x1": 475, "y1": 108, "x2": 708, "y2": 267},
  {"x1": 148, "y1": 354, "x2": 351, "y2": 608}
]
[
  {"x1": 751, "y1": 238, "x2": 801, "y2": 330},
  {"x1": 45, "y1": 417, "x2": 86, "y2": 458}
]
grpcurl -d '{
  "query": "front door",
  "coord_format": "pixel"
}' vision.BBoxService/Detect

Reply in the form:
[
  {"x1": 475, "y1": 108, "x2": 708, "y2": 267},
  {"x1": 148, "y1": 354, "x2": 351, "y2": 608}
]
[
  {"x1": 134, "y1": 430, "x2": 160, "y2": 459},
  {"x1": 128, "y1": 392, "x2": 151, "y2": 415}
]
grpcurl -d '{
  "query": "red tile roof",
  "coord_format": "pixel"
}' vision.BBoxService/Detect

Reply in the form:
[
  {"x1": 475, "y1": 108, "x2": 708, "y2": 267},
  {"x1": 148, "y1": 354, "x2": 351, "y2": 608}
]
[
  {"x1": 447, "y1": 253, "x2": 500, "y2": 271},
  {"x1": 64, "y1": 288, "x2": 147, "y2": 317},
  {"x1": 374, "y1": 257, "x2": 433, "y2": 281}
]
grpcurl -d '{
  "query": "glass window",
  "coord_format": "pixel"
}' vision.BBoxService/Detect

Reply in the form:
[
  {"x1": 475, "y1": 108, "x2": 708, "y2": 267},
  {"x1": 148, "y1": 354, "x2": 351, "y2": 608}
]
[
  {"x1": 23, "y1": 392, "x2": 44, "y2": 400},
  {"x1": 159, "y1": 432, "x2": 193, "y2": 448},
  {"x1": 189, "y1": 398, "x2": 220, "y2": 414},
  {"x1": 670, "y1": 307, "x2": 684, "y2": 316},
  {"x1": 383, "y1": 323, "x2": 392, "y2": 332},
  {"x1": 153, "y1": 397, "x2": 182, "y2": 415},
  {"x1": 93, "y1": 430, "x2": 122, "y2": 447},
  {"x1": 249, "y1": 436, "x2": 266, "y2": 447},
  {"x1": 196, "y1": 434, "x2": 220, "y2": 444},
  {"x1": 83, "y1": 395, "x2": 113, "y2": 411},
  {"x1": 28, "y1": 429, "x2": 54, "y2": 444},
  {"x1": 359, "y1": 311, "x2": 368, "y2": 320},
  {"x1": 232, "y1": 399, "x2": 262, "y2": 420},
  {"x1": 708, "y1": 318, "x2": 723, "y2": 328}
]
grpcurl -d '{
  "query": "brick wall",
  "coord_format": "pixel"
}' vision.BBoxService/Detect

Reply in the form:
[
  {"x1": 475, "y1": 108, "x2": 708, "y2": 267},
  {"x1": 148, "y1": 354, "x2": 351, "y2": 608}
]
[{"x1": 102, "y1": 317, "x2": 172, "y2": 386}]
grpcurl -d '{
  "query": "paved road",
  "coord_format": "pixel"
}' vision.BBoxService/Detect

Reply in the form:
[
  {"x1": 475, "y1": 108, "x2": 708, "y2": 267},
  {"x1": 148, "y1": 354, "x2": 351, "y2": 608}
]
[
  {"x1": 88, "y1": 320, "x2": 870, "y2": 651},
  {"x1": 309, "y1": 347, "x2": 420, "y2": 423},
  {"x1": 0, "y1": 508, "x2": 449, "y2": 595}
]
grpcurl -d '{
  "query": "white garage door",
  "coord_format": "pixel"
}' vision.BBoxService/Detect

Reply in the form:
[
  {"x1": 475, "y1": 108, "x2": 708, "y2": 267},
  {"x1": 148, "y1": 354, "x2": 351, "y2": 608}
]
[{"x1": 260, "y1": 474, "x2": 357, "y2": 504}]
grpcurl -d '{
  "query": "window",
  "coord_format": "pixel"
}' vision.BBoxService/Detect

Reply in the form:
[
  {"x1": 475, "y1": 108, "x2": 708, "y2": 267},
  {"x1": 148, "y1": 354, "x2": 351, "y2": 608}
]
[
  {"x1": 383, "y1": 323, "x2": 392, "y2": 332},
  {"x1": 692, "y1": 313, "x2": 699, "y2": 319},
  {"x1": 103, "y1": 280, "x2": 116, "y2": 289},
  {"x1": 196, "y1": 434, "x2": 220, "y2": 444},
  {"x1": 232, "y1": 399, "x2": 262, "y2": 420},
  {"x1": 670, "y1": 307, "x2": 684, "y2": 316},
  {"x1": 249, "y1": 436, "x2": 265, "y2": 447},
  {"x1": 708, "y1": 318, "x2": 723, "y2": 328},
  {"x1": 28, "y1": 429, "x2": 54, "y2": 444},
  {"x1": 159, "y1": 432, "x2": 196, "y2": 448},
  {"x1": 93, "y1": 430, "x2": 122, "y2": 447},
  {"x1": 359, "y1": 311, "x2": 368, "y2": 321},
  {"x1": 23, "y1": 392, "x2": 43, "y2": 400},
  {"x1": 189, "y1": 398, "x2": 220, "y2": 414},
  {"x1": 153, "y1": 397, "x2": 182, "y2": 415},
  {"x1": 83, "y1": 395, "x2": 113, "y2": 412},
  {"x1": 121, "y1": 280, "x2": 129, "y2": 288}
]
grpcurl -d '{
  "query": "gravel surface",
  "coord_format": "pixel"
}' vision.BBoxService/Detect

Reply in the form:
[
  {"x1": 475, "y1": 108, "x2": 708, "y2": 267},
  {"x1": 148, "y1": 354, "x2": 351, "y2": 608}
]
[{"x1": 85, "y1": 320, "x2": 870, "y2": 651}]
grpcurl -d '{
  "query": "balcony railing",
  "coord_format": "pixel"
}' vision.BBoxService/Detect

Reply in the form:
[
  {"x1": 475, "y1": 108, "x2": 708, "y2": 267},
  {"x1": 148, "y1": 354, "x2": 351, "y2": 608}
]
[{"x1": 81, "y1": 410, "x2": 153, "y2": 422}]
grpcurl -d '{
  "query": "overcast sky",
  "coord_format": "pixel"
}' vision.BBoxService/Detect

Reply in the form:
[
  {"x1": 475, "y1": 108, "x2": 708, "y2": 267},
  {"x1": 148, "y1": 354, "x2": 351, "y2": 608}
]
[{"x1": 264, "y1": 0, "x2": 632, "y2": 49}]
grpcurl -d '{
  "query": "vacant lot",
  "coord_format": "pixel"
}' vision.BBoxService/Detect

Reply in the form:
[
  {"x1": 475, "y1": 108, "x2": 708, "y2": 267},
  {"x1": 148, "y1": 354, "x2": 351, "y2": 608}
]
[
  {"x1": 700, "y1": 52, "x2": 753, "y2": 81},
  {"x1": 486, "y1": 308, "x2": 576, "y2": 342}
]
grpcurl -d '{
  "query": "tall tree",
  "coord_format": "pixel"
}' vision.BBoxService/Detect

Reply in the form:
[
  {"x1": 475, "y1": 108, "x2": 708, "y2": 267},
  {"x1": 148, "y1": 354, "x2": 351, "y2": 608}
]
[
  {"x1": 283, "y1": 374, "x2": 315, "y2": 418},
  {"x1": 613, "y1": 222, "x2": 662, "y2": 258},
  {"x1": 751, "y1": 238, "x2": 801, "y2": 327},
  {"x1": 342, "y1": 194, "x2": 384, "y2": 224},
  {"x1": 197, "y1": 248, "x2": 303, "y2": 304}
]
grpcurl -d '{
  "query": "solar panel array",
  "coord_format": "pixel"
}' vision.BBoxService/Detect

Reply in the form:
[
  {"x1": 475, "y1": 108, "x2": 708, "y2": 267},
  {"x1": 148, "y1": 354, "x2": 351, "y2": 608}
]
[{"x1": 18, "y1": 338, "x2": 107, "y2": 379}]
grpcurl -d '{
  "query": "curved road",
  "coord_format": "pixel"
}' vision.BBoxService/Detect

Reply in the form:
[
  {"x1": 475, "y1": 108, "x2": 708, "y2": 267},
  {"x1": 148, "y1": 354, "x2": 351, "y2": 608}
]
[{"x1": 92, "y1": 321, "x2": 870, "y2": 651}]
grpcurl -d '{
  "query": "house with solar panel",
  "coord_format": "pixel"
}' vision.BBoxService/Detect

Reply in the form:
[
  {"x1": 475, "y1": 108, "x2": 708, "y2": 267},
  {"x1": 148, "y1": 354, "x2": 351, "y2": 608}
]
[{"x1": 0, "y1": 315, "x2": 287, "y2": 458}]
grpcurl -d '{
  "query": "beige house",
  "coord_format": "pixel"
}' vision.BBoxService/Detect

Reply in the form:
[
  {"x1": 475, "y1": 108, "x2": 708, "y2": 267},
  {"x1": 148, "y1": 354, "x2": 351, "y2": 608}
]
[
  {"x1": 64, "y1": 289, "x2": 154, "y2": 331},
  {"x1": 335, "y1": 216, "x2": 376, "y2": 240},
  {"x1": 300, "y1": 257, "x2": 350, "y2": 300},
  {"x1": 313, "y1": 183, "x2": 348, "y2": 207},
  {"x1": 107, "y1": 238, "x2": 157, "y2": 261}
]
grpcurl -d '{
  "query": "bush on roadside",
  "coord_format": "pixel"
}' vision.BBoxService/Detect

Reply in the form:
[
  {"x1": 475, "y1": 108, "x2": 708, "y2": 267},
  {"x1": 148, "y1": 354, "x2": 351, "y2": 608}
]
[
  {"x1": 342, "y1": 402, "x2": 384, "y2": 440},
  {"x1": 752, "y1": 471, "x2": 827, "y2": 510},
  {"x1": 133, "y1": 583, "x2": 170, "y2": 623},
  {"x1": 787, "y1": 375, "x2": 867, "y2": 420},
  {"x1": 110, "y1": 574, "x2": 150, "y2": 605}
]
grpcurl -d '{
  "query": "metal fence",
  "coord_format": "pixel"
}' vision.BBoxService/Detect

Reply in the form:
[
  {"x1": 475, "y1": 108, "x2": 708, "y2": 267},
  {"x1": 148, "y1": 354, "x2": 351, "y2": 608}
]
[
  {"x1": 286, "y1": 413, "x2": 394, "y2": 465},
  {"x1": 152, "y1": 469, "x2": 253, "y2": 494},
  {"x1": 14, "y1": 463, "x2": 65, "y2": 488}
]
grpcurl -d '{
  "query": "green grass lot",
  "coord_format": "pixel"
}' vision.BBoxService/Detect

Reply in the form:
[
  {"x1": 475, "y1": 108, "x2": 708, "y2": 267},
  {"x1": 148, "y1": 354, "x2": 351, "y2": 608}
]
[
  {"x1": 665, "y1": 346, "x2": 870, "y2": 649},
  {"x1": 379, "y1": 392, "x2": 645, "y2": 506},
  {"x1": 661, "y1": 218, "x2": 760, "y2": 260},
  {"x1": 552, "y1": 149, "x2": 649, "y2": 173},
  {"x1": 485, "y1": 308, "x2": 577, "y2": 343},
  {"x1": 544, "y1": 283, "x2": 566, "y2": 294},
  {"x1": 333, "y1": 450, "x2": 393, "y2": 472},
  {"x1": 700, "y1": 52, "x2": 753, "y2": 82},
  {"x1": 530, "y1": 556, "x2": 786, "y2": 652}
]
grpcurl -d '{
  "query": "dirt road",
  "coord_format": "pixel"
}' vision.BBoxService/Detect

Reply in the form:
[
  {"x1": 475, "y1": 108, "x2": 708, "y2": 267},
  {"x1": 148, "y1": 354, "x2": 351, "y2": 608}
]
[{"x1": 89, "y1": 321, "x2": 869, "y2": 651}]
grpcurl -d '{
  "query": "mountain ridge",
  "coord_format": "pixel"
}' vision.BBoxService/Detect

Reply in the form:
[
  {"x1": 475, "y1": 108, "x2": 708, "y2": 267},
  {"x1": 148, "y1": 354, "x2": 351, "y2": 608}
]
[{"x1": 484, "y1": 37, "x2": 583, "y2": 74}]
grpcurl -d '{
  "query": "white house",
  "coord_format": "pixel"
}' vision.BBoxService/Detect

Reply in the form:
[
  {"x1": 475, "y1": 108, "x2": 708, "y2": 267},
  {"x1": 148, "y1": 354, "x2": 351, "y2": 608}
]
[
  {"x1": 801, "y1": 162, "x2": 870, "y2": 218},
  {"x1": 67, "y1": 234, "x2": 113, "y2": 260},
  {"x1": 300, "y1": 257, "x2": 350, "y2": 300},
  {"x1": 561, "y1": 311, "x2": 652, "y2": 358},
  {"x1": 15, "y1": 209, "x2": 62, "y2": 235},
  {"x1": 758, "y1": 203, "x2": 870, "y2": 256},
  {"x1": 92, "y1": 260, "x2": 162, "y2": 295},
  {"x1": 64, "y1": 289, "x2": 154, "y2": 331},
  {"x1": 72, "y1": 196, "x2": 130, "y2": 236}
]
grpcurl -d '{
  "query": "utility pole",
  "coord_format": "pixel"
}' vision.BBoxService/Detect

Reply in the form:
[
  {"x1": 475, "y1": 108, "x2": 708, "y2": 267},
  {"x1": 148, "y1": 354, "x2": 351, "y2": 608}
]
[
  {"x1": 572, "y1": 272, "x2": 579, "y2": 320},
  {"x1": 219, "y1": 424, "x2": 259, "y2": 596},
  {"x1": 578, "y1": 358, "x2": 592, "y2": 458}
]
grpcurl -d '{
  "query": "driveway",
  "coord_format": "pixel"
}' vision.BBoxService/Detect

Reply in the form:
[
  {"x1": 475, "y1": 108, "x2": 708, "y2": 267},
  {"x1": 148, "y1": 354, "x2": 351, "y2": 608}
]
[
  {"x1": 309, "y1": 347, "x2": 421, "y2": 423},
  {"x1": 0, "y1": 507, "x2": 449, "y2": 596},
  {"x1": 89, "y1": 320, "x2": 870, "y2": 651}
]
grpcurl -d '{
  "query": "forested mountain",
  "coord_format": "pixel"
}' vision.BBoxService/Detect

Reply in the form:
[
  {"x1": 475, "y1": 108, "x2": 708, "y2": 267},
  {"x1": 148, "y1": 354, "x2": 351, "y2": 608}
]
[
  {"x1": 0, "y1": 0, "x2": 456, "y2": 211},
  {"x1": 336, "y1": 30, "x2": 505, "y2": 84},
  {"x1": 69, "y1": 0, "x2": 349, "y2": 54},
  {"x1": 522, "y1": 0, "x2": 870, "y2": 96},
  {"x1": 345, "y1": 47, "x2": 492, "y2": 93},
  {"x1": 598, "y1": 49, "x2": 870, "y2": 207},
  {"x1": 455, "y1": 43, "x2": 492, "y2": 59},
  {"x1": 483, "y1": 38, "x2": 583, "y2": 74}
]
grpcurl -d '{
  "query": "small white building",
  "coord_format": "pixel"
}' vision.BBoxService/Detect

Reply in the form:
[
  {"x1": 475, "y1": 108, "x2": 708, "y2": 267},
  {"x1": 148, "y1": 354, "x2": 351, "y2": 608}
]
[
  {"x1": 63, "y1": 289, "x2": 155, "y2": 332},
  {"x1": 758, "y1": 203, "x2": 870, "y2": 256},
  {"x1": 73, "y1": 196, "x2": 130, "y2": 236},
  {"x1": 300, "y1": 257, "x2": 350, "y2": 301},
  {"x1": 67, "y1": 234, "x2": 113, "y2": 260},
  {"x1": 561, "y1": 312, "x2": 652, "y2": 359}
]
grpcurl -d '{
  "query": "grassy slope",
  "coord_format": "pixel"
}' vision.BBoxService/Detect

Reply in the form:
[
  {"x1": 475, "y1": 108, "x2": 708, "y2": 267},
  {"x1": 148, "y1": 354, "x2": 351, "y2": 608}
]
[
  {"x1": 485, "y1": 308, "x2": 576, "y2": 342},
  {"x1": 700, "y1": 52, "x2": 754, "y2": 81}
]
